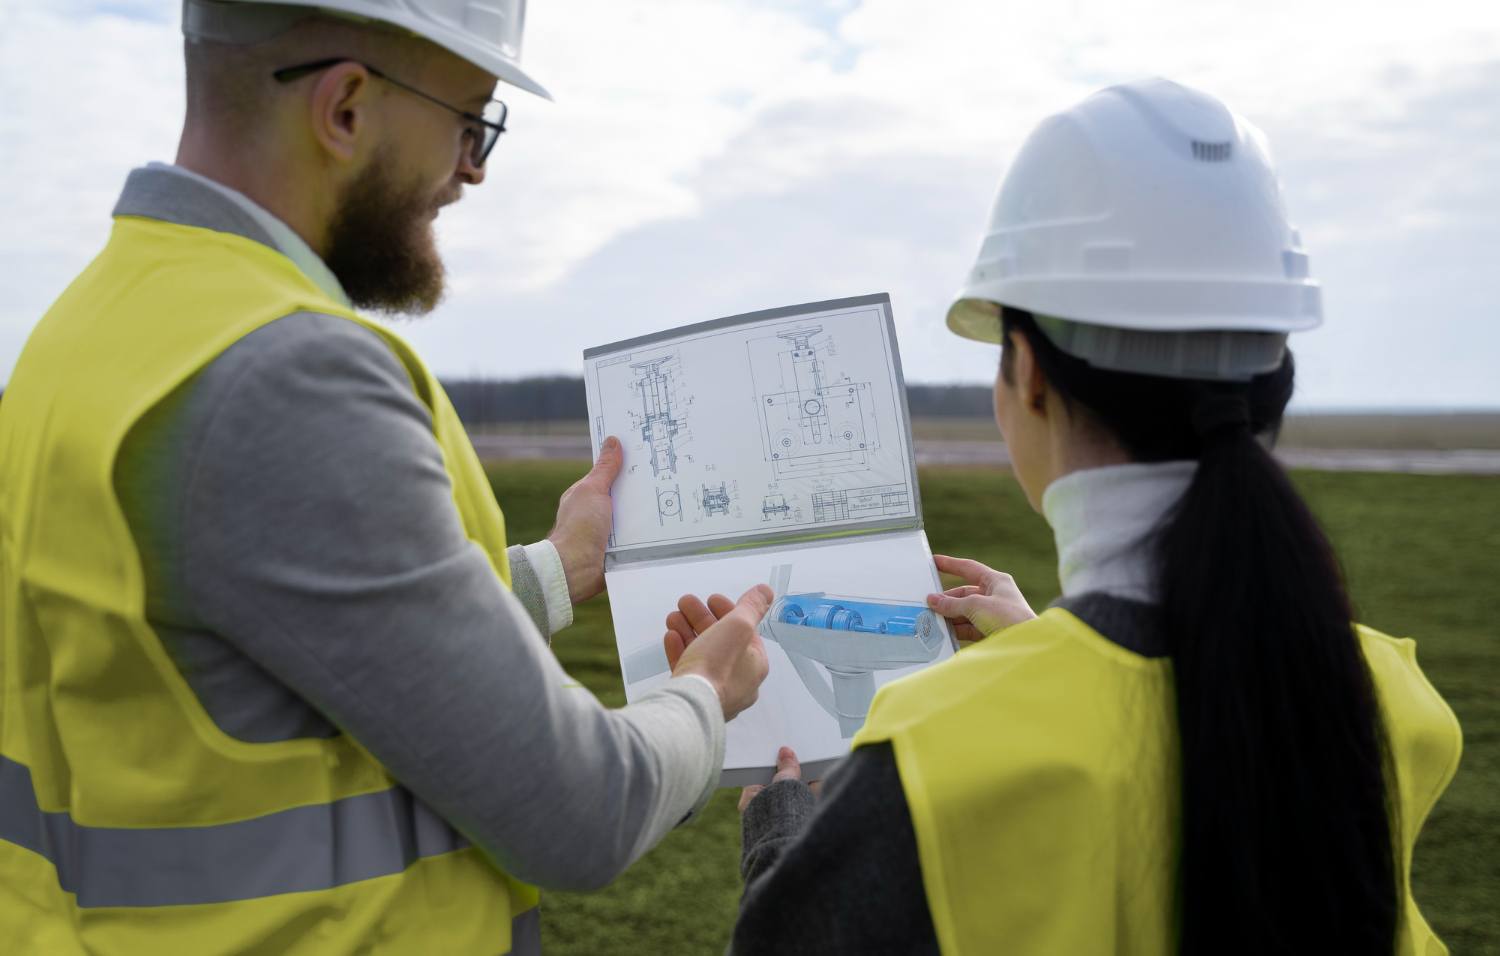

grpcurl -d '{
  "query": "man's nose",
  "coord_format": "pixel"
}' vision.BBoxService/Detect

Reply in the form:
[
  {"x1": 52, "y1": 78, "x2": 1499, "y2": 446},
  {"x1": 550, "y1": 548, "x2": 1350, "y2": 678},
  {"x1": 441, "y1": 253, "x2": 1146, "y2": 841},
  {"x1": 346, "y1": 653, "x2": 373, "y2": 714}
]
[{"x1": 457, "y1": 148, "x2": 487, "y2": 187}]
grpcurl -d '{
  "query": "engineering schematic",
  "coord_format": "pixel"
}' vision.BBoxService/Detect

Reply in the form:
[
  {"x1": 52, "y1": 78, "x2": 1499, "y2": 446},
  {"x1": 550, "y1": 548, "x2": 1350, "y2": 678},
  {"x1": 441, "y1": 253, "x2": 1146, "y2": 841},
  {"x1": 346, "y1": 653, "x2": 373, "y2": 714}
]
[
  {"x1": 591, "y1": 305, "x2": 913, "y2": 552},
  {"x1": 656, "y1": 485, "x2": 683, "y2": 524},
  {"x1": 701, "y1": 482, "x2": 733, "y2": 517},
  {"x1": 622, "y1": 352, "x2": 693, "y2": 527},
  {"x1": 754, "y1": 326, "x2": 881, "y2": 480},
  {"x1": 629, "y1": 354, "x2": 687, "y2": 479}
]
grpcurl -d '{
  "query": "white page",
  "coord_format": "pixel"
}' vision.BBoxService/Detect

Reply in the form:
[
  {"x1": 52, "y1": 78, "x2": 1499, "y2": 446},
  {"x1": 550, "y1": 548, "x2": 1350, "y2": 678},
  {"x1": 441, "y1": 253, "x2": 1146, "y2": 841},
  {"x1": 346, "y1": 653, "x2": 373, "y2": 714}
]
[
  {"x1": 605, "y1": 530, "x2": 956, "y2": 784},
  {"x1": 584, "y1": 298, "x2": 916, "y2": 555}
]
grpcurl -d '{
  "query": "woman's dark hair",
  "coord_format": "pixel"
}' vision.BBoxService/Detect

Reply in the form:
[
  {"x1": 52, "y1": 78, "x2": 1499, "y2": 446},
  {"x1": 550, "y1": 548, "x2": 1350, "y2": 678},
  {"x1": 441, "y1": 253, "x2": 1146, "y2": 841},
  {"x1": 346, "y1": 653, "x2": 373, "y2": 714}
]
[{"x1": 1000, "y1": 308, "x2": 1396, "y2": 954}]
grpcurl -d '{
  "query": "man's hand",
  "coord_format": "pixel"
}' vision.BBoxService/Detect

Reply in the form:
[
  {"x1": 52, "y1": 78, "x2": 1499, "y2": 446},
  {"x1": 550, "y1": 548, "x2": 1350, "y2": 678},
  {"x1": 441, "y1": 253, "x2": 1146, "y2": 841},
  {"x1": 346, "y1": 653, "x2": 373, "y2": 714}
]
[
  {"x1": 547, "y1": 436, "x2": 623, "y2": 605},
  {"x1": 663, "y1": 584, "x2": 773, "y2": 721},
  {"x1": 926, "y1": 554, "x2": 1037, "y2": 641}
]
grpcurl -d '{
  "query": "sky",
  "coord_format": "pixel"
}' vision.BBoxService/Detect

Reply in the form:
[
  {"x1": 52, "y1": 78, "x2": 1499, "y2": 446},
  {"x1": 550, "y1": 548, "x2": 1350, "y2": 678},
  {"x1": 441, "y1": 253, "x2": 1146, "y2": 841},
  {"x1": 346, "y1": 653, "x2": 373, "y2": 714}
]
[{"x1": 2, "y1": 0, "x2": 1498, "y2": 408}]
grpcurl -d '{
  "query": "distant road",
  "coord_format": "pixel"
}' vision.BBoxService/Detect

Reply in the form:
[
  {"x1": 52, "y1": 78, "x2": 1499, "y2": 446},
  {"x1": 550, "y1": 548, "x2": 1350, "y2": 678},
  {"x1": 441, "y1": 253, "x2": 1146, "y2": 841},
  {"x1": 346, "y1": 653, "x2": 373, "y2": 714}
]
[
  {"x1": 1273, "y1": 448, "x2": 1500, "y2": 475},
  {"x1": 469, "y1": 434, "x2": 1500, "y2": 475}
]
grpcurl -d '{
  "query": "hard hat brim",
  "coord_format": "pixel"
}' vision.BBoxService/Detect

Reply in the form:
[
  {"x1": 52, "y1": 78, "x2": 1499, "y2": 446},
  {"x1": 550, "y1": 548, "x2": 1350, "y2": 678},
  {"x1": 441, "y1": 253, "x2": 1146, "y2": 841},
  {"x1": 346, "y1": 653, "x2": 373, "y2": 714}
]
[
  {"x1": 947, "y1": 274, "x2": 1321, "y2": 345},
  {"x1": 420, "y1": 23, "x2": 552, "y2": 101},
  {"x1": 946, "y1": 298, "x2": 1004, "y2": 345}
]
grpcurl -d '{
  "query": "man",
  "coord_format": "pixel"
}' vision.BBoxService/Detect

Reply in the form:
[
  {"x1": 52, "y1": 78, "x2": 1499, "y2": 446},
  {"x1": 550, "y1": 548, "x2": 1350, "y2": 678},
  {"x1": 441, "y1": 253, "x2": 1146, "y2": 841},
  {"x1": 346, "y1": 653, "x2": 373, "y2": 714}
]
[{"x1": 0, "y1": 2, "x2": 771, "y2": 953}]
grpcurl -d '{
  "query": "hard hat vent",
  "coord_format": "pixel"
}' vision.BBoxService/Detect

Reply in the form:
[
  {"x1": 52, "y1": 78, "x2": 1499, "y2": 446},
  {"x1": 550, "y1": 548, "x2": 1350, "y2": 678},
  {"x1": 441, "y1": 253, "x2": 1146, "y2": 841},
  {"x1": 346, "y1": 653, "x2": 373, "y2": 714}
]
[{"x1": 1191, "y1": 140, "x2": 1233, "y2": 162}]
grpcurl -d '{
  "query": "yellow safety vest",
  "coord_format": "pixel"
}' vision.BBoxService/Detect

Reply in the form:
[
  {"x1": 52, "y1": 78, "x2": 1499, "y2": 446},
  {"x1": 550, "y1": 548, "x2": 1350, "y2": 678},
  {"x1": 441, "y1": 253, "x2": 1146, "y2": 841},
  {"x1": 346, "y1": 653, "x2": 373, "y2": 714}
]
[
  {"x1": 0, "y1": 215, "x2": 539, "y2": 953},
  {"x1": 854, "y1": 607, "x2": 1462, "y2": 955}
]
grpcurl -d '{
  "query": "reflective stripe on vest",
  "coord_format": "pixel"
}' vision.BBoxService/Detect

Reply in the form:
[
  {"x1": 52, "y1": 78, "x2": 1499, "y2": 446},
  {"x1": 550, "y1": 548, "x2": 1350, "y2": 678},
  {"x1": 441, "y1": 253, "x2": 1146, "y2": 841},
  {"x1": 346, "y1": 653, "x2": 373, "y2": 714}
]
[
  {"x1": 0, "y1": 216, "x2": 537, "y2": 953},
  {"x1": 0, "y1": 755, "x2": 466, "y2": 908},
  {"x1": 853, "y1": 609, "x2": 1463, "y2": 956}
]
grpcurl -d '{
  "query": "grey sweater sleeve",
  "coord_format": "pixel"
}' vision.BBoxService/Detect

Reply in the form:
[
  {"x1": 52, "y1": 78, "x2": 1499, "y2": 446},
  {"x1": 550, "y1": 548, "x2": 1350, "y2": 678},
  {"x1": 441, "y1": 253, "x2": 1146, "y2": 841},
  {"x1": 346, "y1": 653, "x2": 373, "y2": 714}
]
[
  {"x1": 174, "y1": 313, "x2": 722, "y2": 890},
  {"x1": 732, "y1": 743, "x2": 939, "y2": 954}
]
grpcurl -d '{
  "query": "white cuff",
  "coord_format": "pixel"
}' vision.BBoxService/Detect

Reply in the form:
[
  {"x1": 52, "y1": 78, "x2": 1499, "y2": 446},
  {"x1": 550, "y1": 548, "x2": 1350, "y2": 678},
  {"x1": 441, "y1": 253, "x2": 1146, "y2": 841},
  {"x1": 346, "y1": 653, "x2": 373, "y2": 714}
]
[
  {"x1": 522, "y1": 540, "x2": 574, "y2": 634},
  {"x1": 676, "y1": 673, "x2": 719, "y2": 701}
]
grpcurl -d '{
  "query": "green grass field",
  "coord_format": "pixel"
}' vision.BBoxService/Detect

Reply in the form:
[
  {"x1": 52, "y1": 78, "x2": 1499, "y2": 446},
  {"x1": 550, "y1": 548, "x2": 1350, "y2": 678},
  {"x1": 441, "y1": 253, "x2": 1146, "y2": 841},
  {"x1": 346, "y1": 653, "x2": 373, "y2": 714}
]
[{"x1": 486, "y1": 461, "x2": 1500, "y2": 954}]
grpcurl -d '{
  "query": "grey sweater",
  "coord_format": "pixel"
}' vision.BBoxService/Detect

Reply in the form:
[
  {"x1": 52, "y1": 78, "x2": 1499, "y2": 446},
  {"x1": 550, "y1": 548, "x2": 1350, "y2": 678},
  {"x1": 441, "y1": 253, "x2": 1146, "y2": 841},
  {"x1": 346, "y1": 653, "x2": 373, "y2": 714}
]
[{"x1": 109, "y1": 165, "x2": 723, "y2": 896}]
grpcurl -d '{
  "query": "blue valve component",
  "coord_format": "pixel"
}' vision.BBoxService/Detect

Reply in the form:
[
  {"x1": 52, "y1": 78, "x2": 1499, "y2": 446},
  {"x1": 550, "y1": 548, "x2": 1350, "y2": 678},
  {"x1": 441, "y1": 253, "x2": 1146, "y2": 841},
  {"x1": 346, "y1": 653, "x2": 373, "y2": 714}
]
[{"x1": 778, "y1": 595, "x2": 926, "y2": 636}]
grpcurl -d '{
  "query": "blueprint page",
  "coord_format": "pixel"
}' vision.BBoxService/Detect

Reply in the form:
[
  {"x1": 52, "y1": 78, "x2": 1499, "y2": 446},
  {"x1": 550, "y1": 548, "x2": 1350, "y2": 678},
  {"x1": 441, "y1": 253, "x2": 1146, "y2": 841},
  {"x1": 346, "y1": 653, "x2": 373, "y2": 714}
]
[
  {"x1": 604, "y1": 528, "x2": 956, "y2": 783},
  {"x1": 584, "y1": 295, "x2": 917, "y2": 555}
]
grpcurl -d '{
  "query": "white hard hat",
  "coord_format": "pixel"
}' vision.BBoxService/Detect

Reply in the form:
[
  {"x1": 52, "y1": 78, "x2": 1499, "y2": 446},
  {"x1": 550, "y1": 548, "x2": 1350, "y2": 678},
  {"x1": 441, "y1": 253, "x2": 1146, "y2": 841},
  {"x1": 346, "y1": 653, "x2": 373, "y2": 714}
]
[
  {"x1": 948, "y1": 78, "x2": 1319, "y2": 380},
  {"x1": 183, "y1": 0, "x2": 550, "y2": 100}
]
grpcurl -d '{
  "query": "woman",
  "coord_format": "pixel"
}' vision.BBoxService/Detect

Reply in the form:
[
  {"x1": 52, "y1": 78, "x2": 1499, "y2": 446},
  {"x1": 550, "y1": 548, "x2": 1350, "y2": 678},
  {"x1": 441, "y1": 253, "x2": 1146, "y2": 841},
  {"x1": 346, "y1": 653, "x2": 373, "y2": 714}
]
[{"x1": 664, "y1": 79, "x2": 1462, "y2": 954}]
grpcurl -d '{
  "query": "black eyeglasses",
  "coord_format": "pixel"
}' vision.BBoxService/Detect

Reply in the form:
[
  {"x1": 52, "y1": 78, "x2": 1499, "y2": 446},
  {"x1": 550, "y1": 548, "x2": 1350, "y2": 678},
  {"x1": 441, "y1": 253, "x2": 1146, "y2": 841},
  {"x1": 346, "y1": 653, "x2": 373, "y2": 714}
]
[{"x1": 273, "y1": 58, "x2": 508, "y2": 167}]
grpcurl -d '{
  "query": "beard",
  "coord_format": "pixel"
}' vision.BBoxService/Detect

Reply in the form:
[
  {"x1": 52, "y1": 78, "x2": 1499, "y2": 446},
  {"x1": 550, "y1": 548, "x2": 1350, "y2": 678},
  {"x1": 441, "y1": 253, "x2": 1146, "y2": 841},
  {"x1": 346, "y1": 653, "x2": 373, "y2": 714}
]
[{"x1": 323, "y1": 147, "x2": 448, "y2": 316}]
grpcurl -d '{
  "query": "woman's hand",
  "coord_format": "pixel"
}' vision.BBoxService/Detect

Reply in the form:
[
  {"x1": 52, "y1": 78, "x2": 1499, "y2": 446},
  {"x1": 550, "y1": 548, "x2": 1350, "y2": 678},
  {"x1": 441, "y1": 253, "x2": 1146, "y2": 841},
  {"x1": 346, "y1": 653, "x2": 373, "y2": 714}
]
[
  {"x1": 739, "y1": 746, "x2": 818, "y2": 813},
  {"x1": 926, "y1": 554, "x2": 1038, "y2": 641}
]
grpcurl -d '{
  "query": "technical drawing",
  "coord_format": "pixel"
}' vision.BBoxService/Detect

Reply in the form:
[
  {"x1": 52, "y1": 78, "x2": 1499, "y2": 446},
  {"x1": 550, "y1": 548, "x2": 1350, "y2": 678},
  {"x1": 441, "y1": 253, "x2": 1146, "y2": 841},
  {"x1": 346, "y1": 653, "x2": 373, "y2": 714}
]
[
  {"x1": 811, "y1": 484, "x2": 910, "y2": 523},
  {"x1": 656, "y1": 485, "x2": 683, "y2": 524},
  {"x1": 701, "y1": 482, "x2": 732, "y2": 517},
  {"x1": 752, "y1": 326, "x2": 880, "y2": 479},
  {"x1": 629, "y1": 354, "x2": 686, "y2": 478},
  {"x1": 761, "y1": 565, "x2": 947, "y2": 737},
  {"x1": 761, "y1": 494, "x2": 794, "y2": 521}
]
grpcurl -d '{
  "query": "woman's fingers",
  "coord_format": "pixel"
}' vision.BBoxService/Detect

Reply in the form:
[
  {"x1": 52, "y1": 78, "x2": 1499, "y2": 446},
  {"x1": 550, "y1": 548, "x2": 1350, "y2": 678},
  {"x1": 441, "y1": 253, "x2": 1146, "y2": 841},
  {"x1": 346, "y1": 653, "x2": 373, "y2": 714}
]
[
  {"x1": 738, "y1": 784, "x2": 764, "y2": 814},
  {"x1": 944, "y1": 585, "x2": 983, "y2": 599},
  {"x1": 934, "y1": 610, "x2": 985, "y2": 639},
  {"x1": 926, "y1": 590, "x2": 986, "y2": 621},
  {"x1": 935, "y1": 555, "x2": 1022, "y2": 599},
  {"x1": 933, "y1": 553, "x2": 997, "y2": 587},
  {"x1": 739, "y1": 746, "x2": 807, "y2": 814},
  {"x1": 770, "y1": 746, "x2": 802, "y2": 785},
  {"x1": 928, "y1": 577, "x2": 1038, "y2": 638},
  {"x1": 949, "y1": 620, "x2": 984, "y2": 642}
]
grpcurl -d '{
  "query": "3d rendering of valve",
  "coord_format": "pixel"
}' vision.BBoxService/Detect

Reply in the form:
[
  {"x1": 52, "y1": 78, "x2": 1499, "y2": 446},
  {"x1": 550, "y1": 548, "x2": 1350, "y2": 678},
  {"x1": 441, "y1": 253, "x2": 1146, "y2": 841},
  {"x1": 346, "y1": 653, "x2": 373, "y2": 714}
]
[{"x1": 760, "y1": 564, "x2": 946, "y2": 737}]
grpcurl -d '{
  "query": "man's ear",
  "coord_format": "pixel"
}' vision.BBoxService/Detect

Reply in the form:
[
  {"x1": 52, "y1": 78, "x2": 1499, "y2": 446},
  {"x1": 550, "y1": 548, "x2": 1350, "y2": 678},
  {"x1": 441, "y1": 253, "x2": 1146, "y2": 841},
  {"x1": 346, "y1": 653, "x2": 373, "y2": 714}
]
[{"x1": 307, "y1": 62, "x2": 375, "y2": 164}]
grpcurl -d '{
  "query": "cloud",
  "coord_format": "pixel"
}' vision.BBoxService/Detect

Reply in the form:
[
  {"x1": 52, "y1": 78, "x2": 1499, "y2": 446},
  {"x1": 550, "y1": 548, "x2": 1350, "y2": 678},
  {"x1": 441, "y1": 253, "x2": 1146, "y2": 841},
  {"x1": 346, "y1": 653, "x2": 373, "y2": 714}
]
[
  {"x1": 420, "y1": 142, "x2": 999, "y2": 383},
  {"x1": 0, "y1": 3, "x2": 184, "y2": 373},
  {"x1": 1271, "y1": 59, "x2": 1500, "y2": 408},
  {"x1": 2, "y1": 0, "x2": 1499, "y2": 407}
]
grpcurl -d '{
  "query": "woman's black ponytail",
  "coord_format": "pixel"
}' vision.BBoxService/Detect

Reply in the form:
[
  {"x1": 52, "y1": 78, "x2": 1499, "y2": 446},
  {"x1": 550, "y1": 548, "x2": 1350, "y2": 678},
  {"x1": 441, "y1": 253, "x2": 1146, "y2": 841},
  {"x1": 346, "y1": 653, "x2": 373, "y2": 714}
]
[{"x1": 1001, "y1": 308, "x2": 1396, "y2": 954}]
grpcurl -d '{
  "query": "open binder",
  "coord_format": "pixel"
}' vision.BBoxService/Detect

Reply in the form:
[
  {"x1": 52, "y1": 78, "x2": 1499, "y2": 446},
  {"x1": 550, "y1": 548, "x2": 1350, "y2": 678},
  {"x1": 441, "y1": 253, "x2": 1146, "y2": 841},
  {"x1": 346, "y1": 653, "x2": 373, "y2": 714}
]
[{"x1": 584, "y1": 294, "x2": 957, "y2": 785}]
